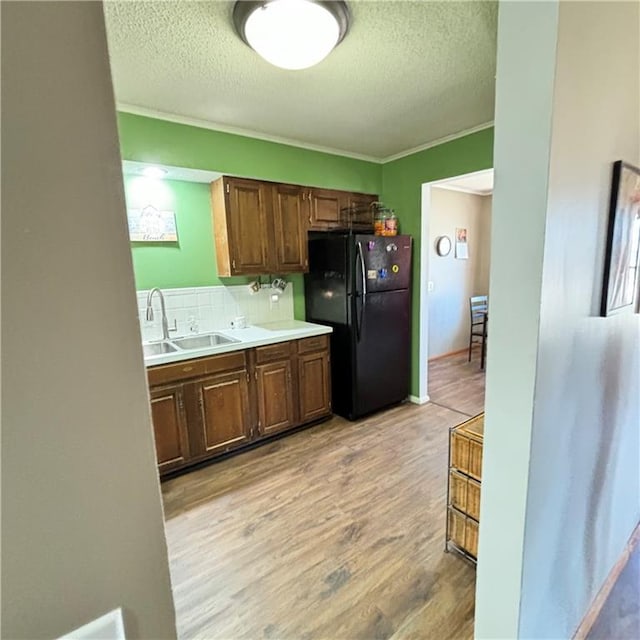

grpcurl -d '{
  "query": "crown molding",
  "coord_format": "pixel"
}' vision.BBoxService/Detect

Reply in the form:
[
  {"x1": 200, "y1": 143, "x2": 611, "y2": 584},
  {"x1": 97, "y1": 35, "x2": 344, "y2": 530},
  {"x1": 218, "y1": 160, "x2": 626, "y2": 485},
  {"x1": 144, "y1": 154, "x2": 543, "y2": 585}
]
[
  {"x1": 380, "y1": 121, "x2": 495, "y2": 163},
  {"x1": 117, "y1": 103, "x2": 382, "y2": 163},
  {"x1": 118, "y1": 104, "x2": 495, "y2": 166}
]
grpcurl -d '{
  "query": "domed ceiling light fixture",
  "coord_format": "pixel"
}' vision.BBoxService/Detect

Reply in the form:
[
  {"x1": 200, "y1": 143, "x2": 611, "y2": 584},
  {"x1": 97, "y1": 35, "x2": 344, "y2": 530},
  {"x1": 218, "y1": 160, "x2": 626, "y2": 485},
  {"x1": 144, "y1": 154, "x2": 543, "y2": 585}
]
[{"x1": 233, "y1": 0, "x2": 350, "y2": 71}]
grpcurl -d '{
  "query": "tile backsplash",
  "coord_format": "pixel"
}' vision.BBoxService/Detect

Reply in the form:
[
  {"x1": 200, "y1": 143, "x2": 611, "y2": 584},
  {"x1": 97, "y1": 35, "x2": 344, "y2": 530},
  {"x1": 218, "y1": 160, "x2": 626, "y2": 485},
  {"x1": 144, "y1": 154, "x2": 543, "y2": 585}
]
[{"x1": 137, "y1": 283, "x2": 294, "y2": 342}]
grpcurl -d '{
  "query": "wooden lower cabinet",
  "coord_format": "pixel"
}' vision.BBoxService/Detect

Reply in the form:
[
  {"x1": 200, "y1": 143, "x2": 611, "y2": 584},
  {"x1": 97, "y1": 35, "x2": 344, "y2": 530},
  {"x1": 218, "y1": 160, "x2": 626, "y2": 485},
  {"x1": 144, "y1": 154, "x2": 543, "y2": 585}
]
[
  {"x1": 147, "y1": 336, "x2": 332, "y2": 476},
  {"x1": 298, "y1": 350, "x2": 331, "y2": 423},
  {"x1": 191, "y1": 371, "x2": 252, "y2": 457},
  {"x1": 256, "y1": 360, "x2": 296, "y2": 436},
  {"x1": 149, "y1": 384, "x2": 190, "y2": 474}
]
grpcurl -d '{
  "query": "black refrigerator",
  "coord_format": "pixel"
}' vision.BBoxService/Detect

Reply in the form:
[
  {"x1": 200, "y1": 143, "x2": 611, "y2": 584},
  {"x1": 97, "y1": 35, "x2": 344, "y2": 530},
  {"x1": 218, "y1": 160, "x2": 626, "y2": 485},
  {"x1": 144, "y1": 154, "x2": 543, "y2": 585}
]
[{"x1": 305, "y1": 232, "x2": 412, "y2": 420}]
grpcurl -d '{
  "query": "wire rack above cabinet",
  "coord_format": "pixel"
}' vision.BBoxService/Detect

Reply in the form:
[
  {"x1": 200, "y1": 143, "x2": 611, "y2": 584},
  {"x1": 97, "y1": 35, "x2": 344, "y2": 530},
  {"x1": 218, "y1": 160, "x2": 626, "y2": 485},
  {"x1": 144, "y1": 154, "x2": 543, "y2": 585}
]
[{"x1": 339, "y1": 201, "x2": 397, "y2": 234}]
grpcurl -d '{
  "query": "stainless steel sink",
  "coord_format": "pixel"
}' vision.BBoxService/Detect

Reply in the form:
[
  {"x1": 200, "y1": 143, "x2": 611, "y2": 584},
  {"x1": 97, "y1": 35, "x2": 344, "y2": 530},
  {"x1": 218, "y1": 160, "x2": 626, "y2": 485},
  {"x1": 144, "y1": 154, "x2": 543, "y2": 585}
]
[
  {"x1": 143, "y1": 341, "x2": 178, "y2": 357},
  {"x1": 171, "y1": 333, "x2": 238, "y2": 350}
]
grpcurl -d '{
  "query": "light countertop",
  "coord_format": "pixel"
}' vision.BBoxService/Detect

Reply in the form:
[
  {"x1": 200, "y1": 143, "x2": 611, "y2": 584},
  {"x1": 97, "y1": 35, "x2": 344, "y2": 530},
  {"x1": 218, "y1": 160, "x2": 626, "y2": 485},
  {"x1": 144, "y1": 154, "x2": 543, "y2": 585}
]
[{"x1": 144, "y1": 320, "x2": 332, "y2": 367}]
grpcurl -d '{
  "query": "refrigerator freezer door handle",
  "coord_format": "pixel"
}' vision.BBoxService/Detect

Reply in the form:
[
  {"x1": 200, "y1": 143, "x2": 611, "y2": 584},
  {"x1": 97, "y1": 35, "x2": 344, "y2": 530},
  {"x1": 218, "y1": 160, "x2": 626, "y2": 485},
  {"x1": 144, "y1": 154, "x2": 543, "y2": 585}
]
[
  {"x1": 356, "y1": 241, "x2": 367, "y2": 341},
  {"x1": 357, "y1": 241, "x2": 367, "y2": 300}
]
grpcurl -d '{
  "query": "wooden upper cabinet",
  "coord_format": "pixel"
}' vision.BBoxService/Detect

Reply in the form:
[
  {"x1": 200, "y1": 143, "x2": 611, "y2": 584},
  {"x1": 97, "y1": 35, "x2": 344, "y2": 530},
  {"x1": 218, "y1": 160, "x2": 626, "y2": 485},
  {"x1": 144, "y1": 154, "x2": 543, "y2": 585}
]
[
  {"x1": 191, "y1": 370, "x2": 252, "y2": 457},
  {"x1": 272, "y1": 184, "x2": 308, "y2": 273},
  {"x1": 149, "y1": 383, "x2": 190, "y2": 474},
  {"x1": 211, "y1": 177, "x2": 271, "y2": 276},
  {"x1": 211, "y1": 177, "x2": 308, "y2": 275},
  {"x1": 306, "y1": 188, "x2": 345, "y2": 229},
  {"x1": 212, "y1": 175, "x2": 379, "y2": 273}
]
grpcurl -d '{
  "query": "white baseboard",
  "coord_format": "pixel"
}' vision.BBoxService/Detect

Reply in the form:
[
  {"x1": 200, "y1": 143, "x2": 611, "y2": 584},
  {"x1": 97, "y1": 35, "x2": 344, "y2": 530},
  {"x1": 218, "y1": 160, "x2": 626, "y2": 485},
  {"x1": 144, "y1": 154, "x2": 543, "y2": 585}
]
[{"x1": 408, "y1": 394, "x2": 430, "y2": 405}]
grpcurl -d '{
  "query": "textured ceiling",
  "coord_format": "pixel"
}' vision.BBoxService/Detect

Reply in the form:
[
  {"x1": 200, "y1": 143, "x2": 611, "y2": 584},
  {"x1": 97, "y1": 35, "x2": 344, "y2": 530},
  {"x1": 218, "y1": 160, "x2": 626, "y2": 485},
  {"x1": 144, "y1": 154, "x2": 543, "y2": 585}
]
[{"x1": 104, "y1": 0, "x2": 497, "y2": 160}]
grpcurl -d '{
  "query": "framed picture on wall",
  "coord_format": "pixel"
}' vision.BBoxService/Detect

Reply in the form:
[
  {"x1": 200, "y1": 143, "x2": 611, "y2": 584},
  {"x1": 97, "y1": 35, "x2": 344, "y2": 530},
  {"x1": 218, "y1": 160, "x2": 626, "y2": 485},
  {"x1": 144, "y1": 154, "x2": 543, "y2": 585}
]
[
  {"x1": 600, "y1": 160, "x2": 640, "y2": 316},
  {"x1": 455, "y1": 227, "x2": 469, "y2": 259},
  {"x1": 128, "y1": 205, "x2": 178, "y2": 242}
]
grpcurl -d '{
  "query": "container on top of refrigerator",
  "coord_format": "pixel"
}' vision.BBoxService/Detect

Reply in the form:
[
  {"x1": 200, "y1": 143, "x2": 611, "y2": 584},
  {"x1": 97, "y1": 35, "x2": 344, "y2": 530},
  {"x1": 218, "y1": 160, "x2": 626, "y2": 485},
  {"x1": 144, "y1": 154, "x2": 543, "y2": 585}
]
[
  {"x1": 383, "y1": 212, "x2": 398, "y2": 236},
  {"x1": 372, "y1": 202, "x2": 398, "y2": 236},
  {"x1": 373, "y1": 207, "x2": 386, "y2": 236}
]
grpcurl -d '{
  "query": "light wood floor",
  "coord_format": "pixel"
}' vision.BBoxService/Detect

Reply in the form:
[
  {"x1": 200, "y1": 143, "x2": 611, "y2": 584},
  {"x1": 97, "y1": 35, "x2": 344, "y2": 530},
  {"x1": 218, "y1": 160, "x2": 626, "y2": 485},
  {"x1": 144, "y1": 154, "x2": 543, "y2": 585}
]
[
  {"x1": 428, "y1": 350, "x2": 486, "y2": 419},
  {"x1": 161, "y1": 354, "x2": 485, "y2": 639}
]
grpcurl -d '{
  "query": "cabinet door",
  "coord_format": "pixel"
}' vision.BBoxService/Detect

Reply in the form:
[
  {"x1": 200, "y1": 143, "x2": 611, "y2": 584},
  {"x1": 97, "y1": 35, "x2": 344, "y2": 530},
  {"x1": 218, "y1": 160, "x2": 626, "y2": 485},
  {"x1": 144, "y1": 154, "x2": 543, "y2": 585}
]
[
  {"x1": 298, "y1": 350, "x2": 332, "y2": 423},
  {"x1": 149, "y1": 384, "x2": 190, "y2": 474},
  {"x1": 256, "y1": 360, "x2": 295, "y2": 436},
  {"x1": 272, "y1": 184, "x2": 308, "y2": 272},
  {"x1": 346, "y1": 192, "x2": 377, "y2": 230},
  {"x1": 226, "y1": 177, "x2": 272, "y2": 274},
  {"x1": 307, "y1": 188, "x2": 345, "y2": 229},
  {"x1": 192, "y1": 370, "x2": 252, "y2": 457}
]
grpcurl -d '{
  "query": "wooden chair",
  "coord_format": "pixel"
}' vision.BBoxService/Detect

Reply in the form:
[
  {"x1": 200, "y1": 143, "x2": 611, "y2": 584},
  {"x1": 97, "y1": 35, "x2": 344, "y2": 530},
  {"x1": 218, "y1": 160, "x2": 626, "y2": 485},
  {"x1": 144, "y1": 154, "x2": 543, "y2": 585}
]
[{"x1": 468, "y1": 295, "x2": 488, "y2": 362}]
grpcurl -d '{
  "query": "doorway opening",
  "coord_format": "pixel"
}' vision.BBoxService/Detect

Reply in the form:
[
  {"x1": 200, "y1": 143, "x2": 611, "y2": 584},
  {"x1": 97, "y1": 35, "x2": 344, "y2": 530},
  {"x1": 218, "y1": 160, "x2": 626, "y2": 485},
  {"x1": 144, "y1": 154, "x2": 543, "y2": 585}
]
[{"x1": 418, "y1": 168, "x2": 494, "y2": 412}]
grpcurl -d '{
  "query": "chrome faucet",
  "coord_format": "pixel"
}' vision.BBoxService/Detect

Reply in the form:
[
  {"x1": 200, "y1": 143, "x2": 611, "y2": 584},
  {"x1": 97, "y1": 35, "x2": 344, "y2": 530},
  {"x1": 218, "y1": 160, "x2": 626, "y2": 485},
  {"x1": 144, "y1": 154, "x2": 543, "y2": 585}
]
[{"x1": 145, "y1": 288, "x2": 171, "y2": 340}]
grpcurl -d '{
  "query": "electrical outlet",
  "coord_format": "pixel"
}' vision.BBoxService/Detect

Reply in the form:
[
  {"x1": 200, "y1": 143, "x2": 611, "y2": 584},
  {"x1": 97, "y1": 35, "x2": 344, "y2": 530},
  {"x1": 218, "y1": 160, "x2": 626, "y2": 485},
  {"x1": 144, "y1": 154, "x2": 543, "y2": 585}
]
[
  {"x1": 428, "y1": 281, "x2": 434, "y2": 292},
  {"x1": 187, "y1": 315, "x2": 199, "y2": 333}
]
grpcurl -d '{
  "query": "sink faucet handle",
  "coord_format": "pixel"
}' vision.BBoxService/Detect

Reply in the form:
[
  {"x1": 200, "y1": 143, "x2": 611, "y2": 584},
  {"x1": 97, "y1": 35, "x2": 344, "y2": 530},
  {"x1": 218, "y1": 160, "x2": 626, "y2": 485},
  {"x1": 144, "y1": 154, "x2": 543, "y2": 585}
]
[{"x1": 168, "y1": 318, "x2": 178, "y2": 333}]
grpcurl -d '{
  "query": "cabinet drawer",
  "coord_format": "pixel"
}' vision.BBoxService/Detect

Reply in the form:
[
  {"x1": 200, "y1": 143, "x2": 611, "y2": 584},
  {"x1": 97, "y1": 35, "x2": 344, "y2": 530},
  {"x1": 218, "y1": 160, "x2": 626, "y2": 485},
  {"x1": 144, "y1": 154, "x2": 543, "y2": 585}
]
[
  {"x1": 148, "y1": 351, "x2": 246, "y2": 386},
  {"x1": 297, "y1": 334, "x2": 329, "y2": 354},
  {"x1": 255, "y1": 341, "x2": 293, "y2": 364}
]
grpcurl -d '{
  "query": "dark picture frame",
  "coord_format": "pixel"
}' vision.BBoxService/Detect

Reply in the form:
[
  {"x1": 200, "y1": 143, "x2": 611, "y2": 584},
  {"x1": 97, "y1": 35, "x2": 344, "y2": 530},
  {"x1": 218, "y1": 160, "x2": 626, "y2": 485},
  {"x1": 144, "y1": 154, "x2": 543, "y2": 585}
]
[{"x1": 600, "y1": 160, "x2": 640, "y2": 316}]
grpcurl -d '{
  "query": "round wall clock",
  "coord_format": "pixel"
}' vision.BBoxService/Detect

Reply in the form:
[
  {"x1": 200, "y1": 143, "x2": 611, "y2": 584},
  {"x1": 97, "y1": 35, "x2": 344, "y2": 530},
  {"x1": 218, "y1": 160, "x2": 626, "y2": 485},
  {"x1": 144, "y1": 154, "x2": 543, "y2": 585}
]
[{"x1": 435, "y1": 235, "x2": 452, "y2": 257}]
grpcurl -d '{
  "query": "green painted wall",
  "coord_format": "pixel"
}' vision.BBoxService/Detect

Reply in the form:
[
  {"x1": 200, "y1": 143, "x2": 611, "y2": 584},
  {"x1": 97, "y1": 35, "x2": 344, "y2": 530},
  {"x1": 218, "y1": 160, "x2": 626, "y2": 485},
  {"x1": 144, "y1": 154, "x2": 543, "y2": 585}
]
[
  {"x1": 118, "y1": 112, "x2": 494, "y2": 397},
  {"x1": 118, "y1": 113, "x2": 382, "y2": 189},
  {"x1": 126, "y1": 175, "x2": 235, "y2": 289},
  {"x1": 381, "y1": 127, "x2": 494, "y2": 396},
  {"x1": 118, "y1": 112, "x2": 383, "y2": 319}
]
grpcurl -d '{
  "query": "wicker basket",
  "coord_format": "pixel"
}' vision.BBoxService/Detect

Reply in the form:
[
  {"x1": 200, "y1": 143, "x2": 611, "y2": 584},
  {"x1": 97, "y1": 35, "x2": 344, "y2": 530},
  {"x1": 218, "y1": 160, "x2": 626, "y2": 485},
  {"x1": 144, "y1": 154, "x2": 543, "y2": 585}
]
[
  {"x1": 450, "y1": 415, "x2": 483, "y2": 480},
  {"x1": 447, "y1": 507, "x2": 479, "y2": 559},
  {"x1": 446, "y1": 413, "x2": 484, "y2": 562},
  {"x1": 448, "y1": 470, "x2": 481, "y2": 521}
]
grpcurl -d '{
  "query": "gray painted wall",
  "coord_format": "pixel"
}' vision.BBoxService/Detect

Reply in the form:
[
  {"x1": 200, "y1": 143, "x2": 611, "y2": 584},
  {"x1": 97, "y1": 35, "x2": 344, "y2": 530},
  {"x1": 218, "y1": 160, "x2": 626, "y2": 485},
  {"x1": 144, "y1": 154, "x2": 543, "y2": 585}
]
[
  {"x1": 1, "y1": 3, "x2": 176, "y2": 638},
  {"x1": 477, "y1": 196, "x2": 493, "y2": 297},
  {"x1": 519, "y1": 1, "x2": 640, "y2": 637},
  {"x1": 475, "y1": 3, "x2": 558, "y2": 635},
  {"x1": 428, "y1": 189, "x2": 491, "y2": 358},
  {"x1": 476, "y1": 1, "x2": 639, "y2": 637}
]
